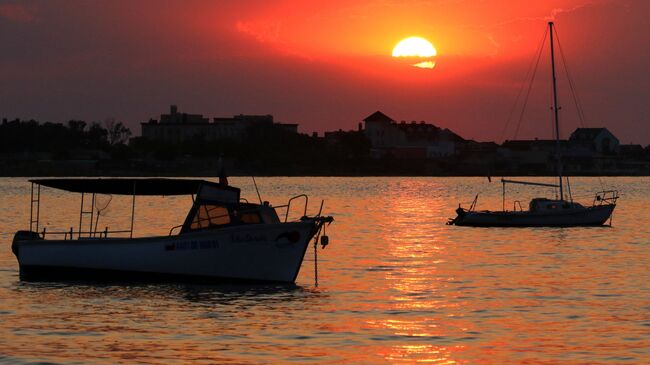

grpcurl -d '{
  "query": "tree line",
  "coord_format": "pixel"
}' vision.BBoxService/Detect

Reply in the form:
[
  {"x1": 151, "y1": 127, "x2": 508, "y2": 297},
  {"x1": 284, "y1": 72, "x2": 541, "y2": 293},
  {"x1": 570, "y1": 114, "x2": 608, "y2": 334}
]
[
  {"x1": 0, "y1": 118, "x2": 374, "y2": 175},
  {"x1": 0, "y1": 118, "x2": 132, "y2": 158}
]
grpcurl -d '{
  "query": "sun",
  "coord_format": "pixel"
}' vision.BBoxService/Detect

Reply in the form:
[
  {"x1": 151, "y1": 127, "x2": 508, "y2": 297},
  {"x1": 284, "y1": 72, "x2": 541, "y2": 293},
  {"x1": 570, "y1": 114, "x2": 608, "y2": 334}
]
[
  {"x1": 392, "y1": 37, "x2": 437, "y2": 69},
  {"x1": 392, "y1": 37, "x2": 437, "y2": 57}
]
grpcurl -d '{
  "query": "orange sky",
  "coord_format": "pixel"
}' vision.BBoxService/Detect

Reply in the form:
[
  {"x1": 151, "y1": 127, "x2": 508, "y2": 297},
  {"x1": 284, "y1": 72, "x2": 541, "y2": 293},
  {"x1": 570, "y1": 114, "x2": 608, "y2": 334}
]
[{"x1": 1, "y1": 0, "x2": 648, "y2": 143}]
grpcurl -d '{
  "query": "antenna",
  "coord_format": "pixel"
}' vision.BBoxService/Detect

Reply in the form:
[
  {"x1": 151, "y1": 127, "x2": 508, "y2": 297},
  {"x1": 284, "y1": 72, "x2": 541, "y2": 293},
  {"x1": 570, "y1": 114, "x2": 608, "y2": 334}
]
[{"x1": 251, "y1": 176, "x2": 263, "y2": 204}]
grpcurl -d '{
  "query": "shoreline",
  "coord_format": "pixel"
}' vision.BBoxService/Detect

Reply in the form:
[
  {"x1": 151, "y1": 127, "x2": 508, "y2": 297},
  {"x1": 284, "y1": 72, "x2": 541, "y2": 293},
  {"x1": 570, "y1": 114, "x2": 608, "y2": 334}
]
[
  {"x1": 3, "y1": 159, "x2": 649, "y2": 178},
  {"x1": 3, "y1": 172, "x2": 649, "y2": 178}
]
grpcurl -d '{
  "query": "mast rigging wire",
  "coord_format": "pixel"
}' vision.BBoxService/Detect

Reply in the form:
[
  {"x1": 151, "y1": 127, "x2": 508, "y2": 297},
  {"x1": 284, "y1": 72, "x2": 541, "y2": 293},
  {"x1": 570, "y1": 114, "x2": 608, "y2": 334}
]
[
  {"x1": 500, "y1": 28, "x2": 549, "y2": 142},
  {"x1": 555, "y1": 27, "x2": 606, "y2": 191},
  {"x1": 512, "y1": 28, "x2": 549, "y2": 140}
]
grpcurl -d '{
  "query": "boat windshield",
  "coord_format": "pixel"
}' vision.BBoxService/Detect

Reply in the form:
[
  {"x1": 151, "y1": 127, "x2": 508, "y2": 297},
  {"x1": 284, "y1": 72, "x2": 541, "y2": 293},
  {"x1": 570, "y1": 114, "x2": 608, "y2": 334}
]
[
  {"x1": 190, "y1": 204, "x2": 231, "y2": 230},
  {"x1": 183, "y1": 202, "x2": 281, "y2": 233},
  {"x1": 239, "y1": 211, "x2": 261, "y2": 224}
]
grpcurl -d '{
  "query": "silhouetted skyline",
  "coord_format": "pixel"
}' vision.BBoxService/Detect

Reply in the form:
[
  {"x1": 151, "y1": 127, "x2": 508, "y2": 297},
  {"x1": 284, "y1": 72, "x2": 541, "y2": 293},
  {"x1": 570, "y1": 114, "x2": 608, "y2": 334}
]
[{"x1": 1, "y1": 1, "x2": 648, "y2": 143}]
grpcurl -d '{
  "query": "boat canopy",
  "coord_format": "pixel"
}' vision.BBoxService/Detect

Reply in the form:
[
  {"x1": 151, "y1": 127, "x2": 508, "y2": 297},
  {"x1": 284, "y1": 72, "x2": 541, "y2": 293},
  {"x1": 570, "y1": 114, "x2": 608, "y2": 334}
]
[{"x1": 30, "y1": 178, "x2": 240, "y2": 198}]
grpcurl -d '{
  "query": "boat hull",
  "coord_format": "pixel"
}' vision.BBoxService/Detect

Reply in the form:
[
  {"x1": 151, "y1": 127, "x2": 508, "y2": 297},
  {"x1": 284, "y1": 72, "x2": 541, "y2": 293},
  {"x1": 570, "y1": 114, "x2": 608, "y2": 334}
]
[
  {"x1": 14, "y1": 221, "x2": 318, "y2": 283},
  {"x1": 451, "y1": 204, "x2": 615, "y2": 227}
]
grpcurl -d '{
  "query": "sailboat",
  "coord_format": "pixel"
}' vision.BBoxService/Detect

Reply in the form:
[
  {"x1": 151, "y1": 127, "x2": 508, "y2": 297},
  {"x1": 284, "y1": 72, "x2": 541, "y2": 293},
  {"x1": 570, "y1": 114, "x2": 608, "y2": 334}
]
[{"x1": 448, "y1": 22, "x2": 618, "y2": 227}]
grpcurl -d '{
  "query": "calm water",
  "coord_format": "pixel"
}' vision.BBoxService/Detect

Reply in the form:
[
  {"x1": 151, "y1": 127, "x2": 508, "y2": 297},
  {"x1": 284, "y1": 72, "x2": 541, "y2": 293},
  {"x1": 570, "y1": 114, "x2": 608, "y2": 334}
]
[{"x1": 0, "y1": 177, "x2": 648, "y2": 364}]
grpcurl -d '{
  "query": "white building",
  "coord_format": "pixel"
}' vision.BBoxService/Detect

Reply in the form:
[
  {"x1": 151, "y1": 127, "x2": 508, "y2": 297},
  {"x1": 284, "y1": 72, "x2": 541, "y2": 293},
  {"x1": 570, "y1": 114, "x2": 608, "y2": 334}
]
[
  {"x1": 569, "y1": 128, "x2": 619, "y2": 154},
  {"x1": 362, "y1": 111, "x2": 464, "y2": 158}
]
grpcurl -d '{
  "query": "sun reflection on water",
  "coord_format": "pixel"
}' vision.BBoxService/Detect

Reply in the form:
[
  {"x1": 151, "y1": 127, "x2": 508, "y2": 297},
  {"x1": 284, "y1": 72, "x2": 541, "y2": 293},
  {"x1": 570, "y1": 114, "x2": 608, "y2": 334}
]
[
  {"x1": 1, "y1": 177, "x2": 648, "y2": 364},
  {"x1": 379, "y1": 344, "x2": 464, "y2": 364},
  {"x1": 367, "y1": 180, "x2": 466, "y2": 363}
]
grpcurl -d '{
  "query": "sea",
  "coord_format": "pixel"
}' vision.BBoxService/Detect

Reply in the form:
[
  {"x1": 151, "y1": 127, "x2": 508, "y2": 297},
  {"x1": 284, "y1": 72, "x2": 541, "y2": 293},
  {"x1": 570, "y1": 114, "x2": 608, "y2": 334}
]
[{"x1": 0, "y1": 177, "x2": 648, "y2": 364}]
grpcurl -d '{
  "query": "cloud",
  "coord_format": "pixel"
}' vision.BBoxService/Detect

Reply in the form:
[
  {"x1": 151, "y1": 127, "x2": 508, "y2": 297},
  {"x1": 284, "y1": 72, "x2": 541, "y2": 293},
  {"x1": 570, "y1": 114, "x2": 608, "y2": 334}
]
[
  {"x1": 0, "y1": 3, "x2": 36, "y2": 23},
  {"x1": 545, "y1": 2, "x2": 600, "y2": 21},
  {"x1": 236, "y1": 20, "x2": 282, "y2": 44}
]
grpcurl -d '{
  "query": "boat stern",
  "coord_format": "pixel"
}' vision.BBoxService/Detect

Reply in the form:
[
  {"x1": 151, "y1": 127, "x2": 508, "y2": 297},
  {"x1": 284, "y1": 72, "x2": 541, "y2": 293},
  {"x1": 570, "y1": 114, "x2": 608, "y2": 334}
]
[{"x1": 447, "y1": 206, "x2": 467, "y2": 225}]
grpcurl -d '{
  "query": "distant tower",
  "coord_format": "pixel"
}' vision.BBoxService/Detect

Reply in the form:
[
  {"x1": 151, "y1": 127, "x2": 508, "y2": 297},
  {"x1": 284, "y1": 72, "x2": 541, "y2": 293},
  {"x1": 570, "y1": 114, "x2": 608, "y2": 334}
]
[{"x1": 170, "y1": 105, "x2": 178, "y2": 114}]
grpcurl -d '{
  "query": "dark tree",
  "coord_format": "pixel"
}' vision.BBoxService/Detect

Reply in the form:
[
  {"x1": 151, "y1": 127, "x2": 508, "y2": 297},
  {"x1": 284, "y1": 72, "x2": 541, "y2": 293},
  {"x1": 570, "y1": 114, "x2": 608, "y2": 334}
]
[{"x1": 104, "y1": 119, "x2": 132, "y2": 146}]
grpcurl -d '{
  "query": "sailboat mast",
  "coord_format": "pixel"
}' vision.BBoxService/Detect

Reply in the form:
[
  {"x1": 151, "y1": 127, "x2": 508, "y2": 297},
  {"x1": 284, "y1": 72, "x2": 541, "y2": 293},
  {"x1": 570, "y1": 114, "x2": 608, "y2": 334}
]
[{"x1": 549, "y1": 22, "x2": 564, "y2": 201}]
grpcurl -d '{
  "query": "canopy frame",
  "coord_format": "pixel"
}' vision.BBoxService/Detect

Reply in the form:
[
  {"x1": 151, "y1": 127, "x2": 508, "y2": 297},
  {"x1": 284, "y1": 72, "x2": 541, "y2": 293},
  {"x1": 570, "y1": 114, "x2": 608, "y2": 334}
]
[
  {"x1": 28, "y1": 178, "x2": 239, "y2": 240},
  {"x1": 29, "y1": 178, "x2": 239, "y2": 196}
]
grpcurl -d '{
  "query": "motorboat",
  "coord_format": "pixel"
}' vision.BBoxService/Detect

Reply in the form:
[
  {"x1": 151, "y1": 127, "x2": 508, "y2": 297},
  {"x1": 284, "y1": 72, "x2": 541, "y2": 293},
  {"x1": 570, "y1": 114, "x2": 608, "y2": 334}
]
[
  {"x1": 449, "y1": 22, "x2": 618, "y2": 227},
  {"x1": 12, "y1": 178, "x2": 333, "y2": 283}
]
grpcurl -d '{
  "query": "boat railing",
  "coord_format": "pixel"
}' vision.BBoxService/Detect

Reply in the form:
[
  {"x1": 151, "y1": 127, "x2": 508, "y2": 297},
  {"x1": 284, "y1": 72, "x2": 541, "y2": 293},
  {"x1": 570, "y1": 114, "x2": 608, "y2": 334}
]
[
  {"x1": 34, "y1": 227, "x2": 133, "y2": 240},
  {"x1": 273, "y1": 194, "x2": 309, "y2": 223},
  {"x1": 593, "y1": 190, "x2": 618, "y2": 206},
  {"x1": 513, "y1": 200, "x2": 524, "y2": 212},
  {"x1": 169, "y1": 225, "x2": 183, "y2": 236}
]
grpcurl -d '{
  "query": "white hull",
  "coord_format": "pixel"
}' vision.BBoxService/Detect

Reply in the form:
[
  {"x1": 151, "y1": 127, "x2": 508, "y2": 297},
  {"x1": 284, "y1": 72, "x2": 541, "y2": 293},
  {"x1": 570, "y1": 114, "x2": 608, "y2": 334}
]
[
  {"x1": 15, "y1": 221, "x2": 317, "y2": 283},
  {"x1": 453, "y1": 204, "x2": 615, "y2": 227}
]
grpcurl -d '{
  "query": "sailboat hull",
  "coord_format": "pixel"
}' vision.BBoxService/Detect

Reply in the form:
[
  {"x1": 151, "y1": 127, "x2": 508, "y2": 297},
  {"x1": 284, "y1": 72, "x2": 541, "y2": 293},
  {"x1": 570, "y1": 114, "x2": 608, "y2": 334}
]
[{"x1": 452, "y1": 204, "x2": 615, "y2": 227}]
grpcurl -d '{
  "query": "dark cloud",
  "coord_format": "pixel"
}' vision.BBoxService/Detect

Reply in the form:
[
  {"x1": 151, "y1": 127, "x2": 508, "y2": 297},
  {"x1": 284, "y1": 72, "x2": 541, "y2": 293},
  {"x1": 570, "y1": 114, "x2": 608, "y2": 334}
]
[{"x1": 0, "y1": 3, "x2": 36, "y2": 23}]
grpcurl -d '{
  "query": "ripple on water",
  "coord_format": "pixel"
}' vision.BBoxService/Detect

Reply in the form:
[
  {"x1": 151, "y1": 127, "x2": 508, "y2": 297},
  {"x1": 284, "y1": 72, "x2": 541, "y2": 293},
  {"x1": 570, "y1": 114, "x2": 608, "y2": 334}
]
[{"x1": 0, "y1": 177, "x2": 648, "y2": 364}]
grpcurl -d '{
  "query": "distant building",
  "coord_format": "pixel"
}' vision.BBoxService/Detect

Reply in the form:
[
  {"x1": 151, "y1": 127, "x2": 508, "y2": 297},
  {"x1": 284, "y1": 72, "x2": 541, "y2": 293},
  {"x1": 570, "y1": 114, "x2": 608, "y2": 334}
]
[
  {"x1": 498, "y1": 128, "x2": 620, "y2": 159},
  {"x1": 159, "y1": 105, "x2": 209, "y2": 124},
  {"x1": 569, "y1": 128, "x2": 619, "y2": 154},
  {"x1": 499, "y1": 139, "x2": 562, "y2": 167},
  {"x1": 362, "y1": 111, "x2": 465, "y2": 159},
  {"x1": 323, "y1": 123, "x2": 364, "y2": 144},
  {"x1": 494, "y1": 128, "x2": 623, "y2": 172},
  {"x1": 141, "y1": 105, "x2": 298, "y2": 143},
  {"x1": 618, "y1": 144, "x2": 644, "y2": 158},
  {"x1": 363, "y1": 111, "x2": 400, "y2": 149},
  {"x1": 499, "y1": 137, "x2": 605, "y2": 162}
]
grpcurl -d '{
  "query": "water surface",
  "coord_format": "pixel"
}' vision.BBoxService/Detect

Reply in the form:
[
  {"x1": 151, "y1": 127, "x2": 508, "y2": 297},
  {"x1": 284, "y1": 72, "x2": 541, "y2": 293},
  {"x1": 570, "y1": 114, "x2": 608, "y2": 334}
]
[{"x1": 1, "y1": 177, "x2": 648, "y2": 364}]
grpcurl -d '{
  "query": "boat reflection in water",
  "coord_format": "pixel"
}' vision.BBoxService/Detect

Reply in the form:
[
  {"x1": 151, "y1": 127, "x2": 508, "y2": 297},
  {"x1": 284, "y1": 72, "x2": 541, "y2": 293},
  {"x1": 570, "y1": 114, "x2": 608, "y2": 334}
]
[{"x1": 12, "y1": 178, "x2": 333, "y2": 283}]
